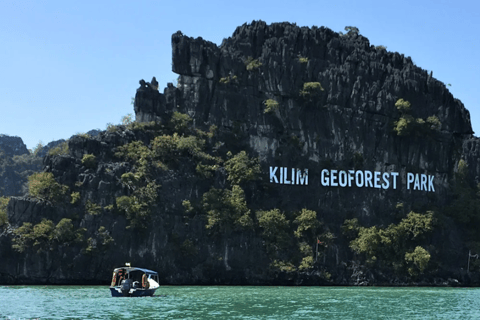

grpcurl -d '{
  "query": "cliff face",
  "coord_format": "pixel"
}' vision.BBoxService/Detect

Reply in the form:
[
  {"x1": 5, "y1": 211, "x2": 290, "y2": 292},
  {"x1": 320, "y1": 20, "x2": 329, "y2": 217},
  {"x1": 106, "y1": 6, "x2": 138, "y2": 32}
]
[
  {"x1": 145, "y1": 21, "x2": 475, "y2": 223},
  {"x1": 2, "y1": 21, "x2": 480, "y2": 286},
  {"x1": 0, "y1": 135, "x2": 42, "y2": 197}
]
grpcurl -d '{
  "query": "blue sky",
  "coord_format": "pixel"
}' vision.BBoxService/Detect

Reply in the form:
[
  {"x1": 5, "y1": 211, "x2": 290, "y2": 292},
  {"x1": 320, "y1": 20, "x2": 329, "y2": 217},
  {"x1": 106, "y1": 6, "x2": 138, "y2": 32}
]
[{"x1": 1, "y1": 0, "x2": 479, "y2": 150}]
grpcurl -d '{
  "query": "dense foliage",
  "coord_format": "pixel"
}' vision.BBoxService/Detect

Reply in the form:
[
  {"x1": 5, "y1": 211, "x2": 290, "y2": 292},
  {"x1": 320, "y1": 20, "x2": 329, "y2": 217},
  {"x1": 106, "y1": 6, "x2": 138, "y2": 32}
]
[
  {"x1": 0, "y1": 196, "x2": 9, "y2": 227},
  {"x1": 299, "y1": 82, "x2": 324, "y2": 98},
  {"x1": 263, "y1": 99, "x2": 279, "y2": 114},
  {"x1": 28, "y1": 172, "x2": 69, "y2": 203},
  {"x1": 393, "y1": 98, "x2": 441, "y2": 136},
  {"x1": 345, "y1": 211, "x2": 435, "y2": 276},
  {"x1": 12, "y1": 218, "x2": 85, "y2": 253}
]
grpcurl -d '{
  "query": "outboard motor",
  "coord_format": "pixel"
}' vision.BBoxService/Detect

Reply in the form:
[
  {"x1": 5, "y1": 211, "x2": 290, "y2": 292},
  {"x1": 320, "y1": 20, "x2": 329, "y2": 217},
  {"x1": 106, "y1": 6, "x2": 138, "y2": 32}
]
[{"x1": 121, "y1": 279, "x2": 132, "y2": 297}]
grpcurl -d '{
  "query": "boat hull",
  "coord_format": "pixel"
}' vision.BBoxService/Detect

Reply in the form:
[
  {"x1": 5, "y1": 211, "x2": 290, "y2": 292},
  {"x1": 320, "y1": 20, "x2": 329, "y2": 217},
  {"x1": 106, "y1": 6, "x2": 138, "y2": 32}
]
[{"x1": 110, "y1": 287, "x2": 157, "y2": 297}]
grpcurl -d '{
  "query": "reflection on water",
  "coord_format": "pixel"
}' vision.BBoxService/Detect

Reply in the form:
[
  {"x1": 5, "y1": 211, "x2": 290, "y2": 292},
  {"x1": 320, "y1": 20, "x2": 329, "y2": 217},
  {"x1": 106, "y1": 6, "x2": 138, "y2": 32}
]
[{"x1": 1, "y1": 286, "x2": 480, "y2": 319}]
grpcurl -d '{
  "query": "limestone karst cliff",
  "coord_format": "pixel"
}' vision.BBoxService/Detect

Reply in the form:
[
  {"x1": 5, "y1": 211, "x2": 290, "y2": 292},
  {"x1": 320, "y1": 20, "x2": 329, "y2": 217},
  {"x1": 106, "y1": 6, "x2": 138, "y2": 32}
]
[
  {"x1": 1, "y1": 21, "x2": 480, "y2": 286},
  {"x1": 0, "y1": 135, "x2": 42, "y2": 197}
]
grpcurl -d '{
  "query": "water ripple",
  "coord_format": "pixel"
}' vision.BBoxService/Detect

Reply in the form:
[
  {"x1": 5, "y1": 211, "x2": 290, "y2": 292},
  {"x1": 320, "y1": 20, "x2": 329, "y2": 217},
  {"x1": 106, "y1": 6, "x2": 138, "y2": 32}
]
[{"x1": 1, "y1": 286, "x2": 480, "y2": 319}]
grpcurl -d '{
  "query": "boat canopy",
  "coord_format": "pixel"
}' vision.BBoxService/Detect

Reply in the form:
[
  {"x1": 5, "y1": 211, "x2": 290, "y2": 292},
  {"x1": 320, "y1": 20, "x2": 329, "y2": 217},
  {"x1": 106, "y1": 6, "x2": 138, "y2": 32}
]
[{"x1": 113, "y1": 267, "x2": 158, "y2": 275}]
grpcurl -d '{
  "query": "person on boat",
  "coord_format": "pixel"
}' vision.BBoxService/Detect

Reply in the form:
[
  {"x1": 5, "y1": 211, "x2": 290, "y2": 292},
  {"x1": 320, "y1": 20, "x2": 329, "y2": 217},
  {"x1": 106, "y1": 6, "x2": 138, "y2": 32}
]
[
  {"x1": 142, "y1": 274, "x2": 150, "y2": 290},
  {"x1": 117, "y1": 269, "x2": 125, "y2": 286}
]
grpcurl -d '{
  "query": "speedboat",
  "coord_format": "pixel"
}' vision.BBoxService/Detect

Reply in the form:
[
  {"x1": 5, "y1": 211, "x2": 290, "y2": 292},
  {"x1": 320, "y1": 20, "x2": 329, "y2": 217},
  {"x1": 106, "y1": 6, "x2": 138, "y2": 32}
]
[{"x1": 110, "y1": 264, "x2": 160, "y2": 297}]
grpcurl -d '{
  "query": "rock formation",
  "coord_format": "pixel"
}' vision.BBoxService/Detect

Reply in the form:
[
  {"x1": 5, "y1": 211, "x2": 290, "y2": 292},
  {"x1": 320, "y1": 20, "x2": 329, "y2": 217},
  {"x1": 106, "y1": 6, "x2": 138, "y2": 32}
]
[
  {"x1": 0, "y1": 135, "x2": 42, "y2": 197},
  {"x1": 1, "y1": 21, "x2": 480, "y2": 286}
]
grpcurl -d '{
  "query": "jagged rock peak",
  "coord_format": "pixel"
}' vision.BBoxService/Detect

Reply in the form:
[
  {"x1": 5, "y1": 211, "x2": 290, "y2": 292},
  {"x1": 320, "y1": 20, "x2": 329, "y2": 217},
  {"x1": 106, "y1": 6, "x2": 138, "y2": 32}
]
[
  {"x1": 222, "y1": 20, "x2": 369, "y2": 57},
  {"x1": 164, "y1": 21, "x2": 473, "y2": 135},
  {"x1": 0, "y1": 135, "x2": 29, "y2": 157}
]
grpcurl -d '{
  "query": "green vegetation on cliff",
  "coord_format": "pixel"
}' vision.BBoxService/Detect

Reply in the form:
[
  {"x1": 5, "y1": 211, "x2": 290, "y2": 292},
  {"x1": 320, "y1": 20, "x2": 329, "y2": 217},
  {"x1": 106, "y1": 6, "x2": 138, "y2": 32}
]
[
  {"x1": 12, "y1": 218, "x2": 85, "y2": 253},
  {"x1": 203, "y1": 185, "x2": 253, "y2": 232},
  {"x1": 263, "y1": 99, "x2": 279, "y2": 114},
  {"x1": 393, "y1": 99, "x2": 441, "y2": 136},
  {"x1": 345, "y1": 211, "x2": 435, "y2": 276},
  {"x1": 0, "y1": 196, "x2": 9, "y2": 227},
  {"x1": 300, "y1": 82, "x2": 324, "y2": 98},
  {"x1": 245, "y1": 57, "x2": 262, "y2": 71},
  {"x1": 48, "y1": 142, "x2": 69, "y2": 156},
  {"x1": 28, "y1": 172, "x2": 69, "y2": 203},
  {"x1": 255, "y1": 207, "x2": 333, "y2": 274}
]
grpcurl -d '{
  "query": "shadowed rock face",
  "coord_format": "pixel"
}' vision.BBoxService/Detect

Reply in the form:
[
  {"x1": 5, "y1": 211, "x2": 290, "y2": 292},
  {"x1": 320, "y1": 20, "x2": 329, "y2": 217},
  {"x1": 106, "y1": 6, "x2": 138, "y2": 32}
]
[
  {"x1": 0, "y1": 135, "x2": 29, "y2": 157},
  {"x1": 0, "y1": 136, "x2": 41, "y2": 197},
  {"x1": 2, "y1": 21, "x2": 480, "y2": 286},
  {"x1": 0, "y1": 136, "x2": 72, "y2": 197}
]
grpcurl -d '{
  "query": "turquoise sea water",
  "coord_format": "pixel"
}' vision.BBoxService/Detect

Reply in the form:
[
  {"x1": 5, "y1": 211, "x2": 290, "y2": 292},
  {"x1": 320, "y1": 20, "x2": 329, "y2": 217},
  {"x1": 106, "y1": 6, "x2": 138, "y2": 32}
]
[{"x1": 1, "y1": 286, "x2": 480, "y2": 319}]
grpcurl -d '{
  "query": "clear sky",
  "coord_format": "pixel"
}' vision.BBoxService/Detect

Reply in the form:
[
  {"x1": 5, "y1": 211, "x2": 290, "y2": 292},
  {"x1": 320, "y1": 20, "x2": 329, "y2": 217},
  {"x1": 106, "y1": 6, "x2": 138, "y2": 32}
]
[{"x1": 1, "y1": 0, "x2": 479, "y2": 150}]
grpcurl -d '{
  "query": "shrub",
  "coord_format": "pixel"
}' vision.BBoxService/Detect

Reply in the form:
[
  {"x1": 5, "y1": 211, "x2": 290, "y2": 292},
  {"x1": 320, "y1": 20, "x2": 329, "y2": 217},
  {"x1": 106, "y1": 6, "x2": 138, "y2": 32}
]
[
  {"x1": 426, "y1": 116, "x2": 441, "y2": 130},
  {"x1": 375, "y1": 45, "x2": 387, "y2": 51},
  {"x1": 115, "y1": 181, "x2": 159, "y2": 229},
  {"x1": 48, "y1": 141, "x2": 69, "y2": 156},
  {"x1": 397, "y1": 211, "x2": 435, "y2": 239},
  {"x1": 256, "y1": 209, "x2": 290, "y2": 246},
  {"x1": 12, "y1": 218, "x2": 81, "y2": 253},
  {"x1": 298, "y1": 256, "x2": 314, "y2": 270},
  {"x1": 293, "y1": 209, "x2": 320, "y2": 239},
  {"x1": 395, "y1": 98, "x2": 411, "y2": 113},
  {"x1": 0, "y1": 196, "x2": 9, "y2": 227},
  {"x1": 256, "y1": 209, "x2": 290, "y2": 257},
  {"x1": 300, "y1": 82, "x2": 324, "y2": 98},
  {"x1": 127, "y1": 120, "x2": 158, "y2": 132},
  {"x1": 342, "y1": 218, "x2": 360, "y2": 239},
  {"x1": 28, "y1": 172, "x2": 69, "y2": 202},
  {"x1": 177, "y1": 135, "x2": 205, "y2": 156},
  {"x1": 53, "y1": 218, "x2": 78, "y2": 243},
  {"x1": 121, "y1": 113, "x2": 134, "y2": 125},
  {"x1": 219, "y1": 75, "x2": 238, "y2": 84},
  {"x1": 348, "y1": 211, "x2": 435, "y2": 272},
  {"x1": 152, "y1": 134, "x2": 179, "y2": 160},
  {"x1": 271, "y1": 260, "x2": 296, "y2": 273},
  {"x1": 196, "y1": 163, "x2": 217, "y2": 178},
  {"x1": 394, "y1": 100, "x2": 441, "y2": 136},
  {"x1": 81, "y1": 154, "x2": 97, "y2": 169},
  {"x1": 298, "y1": 56, "x2": 309, "y2": 64},
  {"x1": 120, "y1": 172, "x2": 142, "y2": 189},
  {"x1": 393, "y1": 115, "x2": 414, "y2": 136},
  {"x1": 116, "y1": 195, "x2": 148, "y2": 229},
  {"x1": 86, "y1": 200, "x2": 102, "y2": 216},
  {"x1": 170, "y1": 112, "x2": 192, "y2": 134},
  {"x1": 12, "y1": 222, "x2": 34, "y2": 252},
  {"x1": 349, "y1": 225, "x2": 382, "y2": 261},
  {"x1": 28, "y1": 219, "x2": 56, "y2": 248},
  {"x1": 245, "y1": 57, "x2": 262, "y2": 71},
  {"x1": 115, "y1": 141, "x2": 152, "y2": 163},
  {"x1": 70, "y1": 192, "x2": 81, "y2": 205},
  {"x1": 85, "y1": 226, "x2": 114, "y2": 254},
  {"x1": 32, "y1": 141, "x2": 44, "y2": 156},
  {"x1": 202, "y1": 185, "x2": 252, "y2": 232},
  {"x1": 208, "y1": 125, "x2": 218, "y2": 138},
  {"x1": 182, "y1": 200, "x2": 194, "y2": 214},
  {"x1": 344, "y1": 26, "x2": 360, "y2": 36},
  {"x1": 224, "y1": 151, "x2": 261, "y2": 185},
  {"x1": 74, "y1": 132, "x2": 91, "y2": 139},
  {"x1": 106, "y1": 123, "x2": 119, "y2": 133},
  {"x1": 298, "y1": 241, "x2": 312, "y2": 256},
  {"x1": 264, "y1": 99, "x2": 279, "y2": 114},
  {"x1": 405, "y1": 246, "x2": 431, "y2": 276}
]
